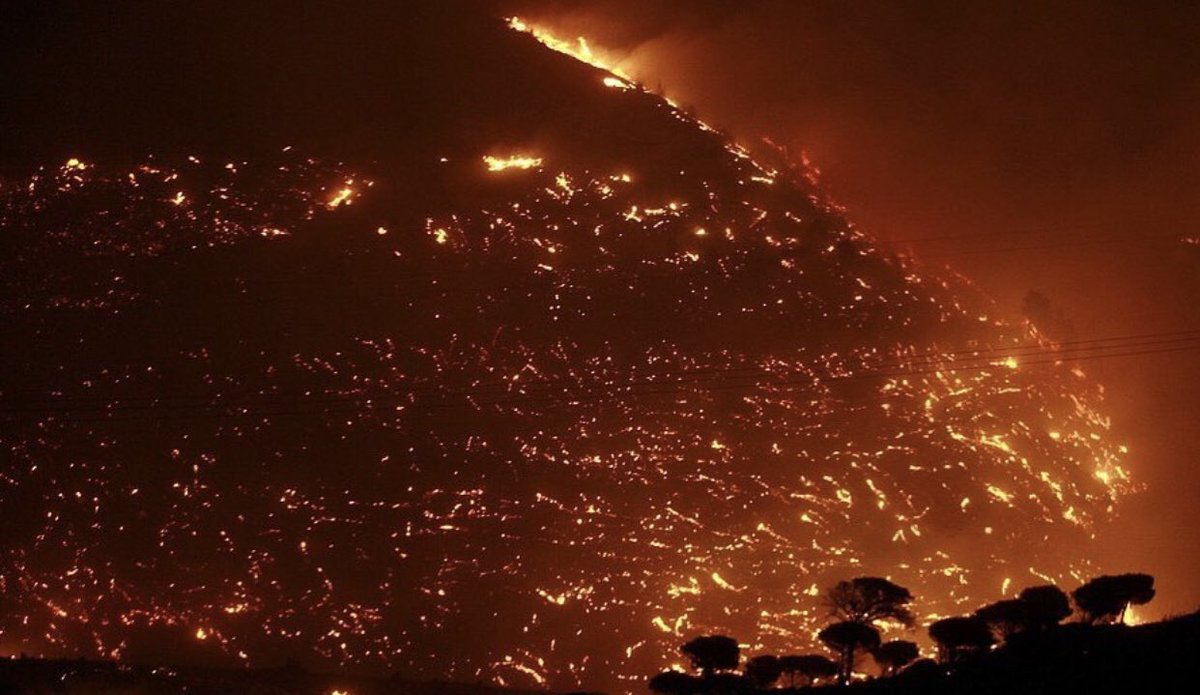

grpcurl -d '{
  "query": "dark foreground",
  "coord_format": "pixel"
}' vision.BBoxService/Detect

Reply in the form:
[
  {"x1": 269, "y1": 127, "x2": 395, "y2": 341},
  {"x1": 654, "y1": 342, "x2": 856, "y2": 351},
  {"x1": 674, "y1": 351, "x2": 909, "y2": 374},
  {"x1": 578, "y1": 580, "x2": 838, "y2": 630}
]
[
  {"x1": 0, "y1": 660, "x2": 547, "y2": 695},
  {"x1": 861, "y1": 611, "x2": 1200, "y2": 695},
  {"x1": 2, "y1": 612, "x2": 1197, "y2": 694}
]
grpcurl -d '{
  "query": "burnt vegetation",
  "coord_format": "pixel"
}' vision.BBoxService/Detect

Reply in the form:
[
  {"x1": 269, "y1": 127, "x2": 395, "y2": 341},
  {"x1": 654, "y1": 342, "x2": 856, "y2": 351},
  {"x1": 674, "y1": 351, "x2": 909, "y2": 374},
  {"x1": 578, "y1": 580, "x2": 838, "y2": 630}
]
[{"x1": 0, "y1": 4, "x2": 1182, "y2": 695}]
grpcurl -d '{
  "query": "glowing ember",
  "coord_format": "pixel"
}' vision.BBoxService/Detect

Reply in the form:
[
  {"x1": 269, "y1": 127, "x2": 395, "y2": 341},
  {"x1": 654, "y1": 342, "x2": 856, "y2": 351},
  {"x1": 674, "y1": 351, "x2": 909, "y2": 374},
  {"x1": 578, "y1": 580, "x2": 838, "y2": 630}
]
[
  {"x1": 0, "y1": 17, "x2": 1142, "y2": 695},
  {"x1": 603, "y1": 75, "x2": 634, "y2": 90},
  {"x1": 483, "y1": 154, "x2": 544, "y2": 172},
  {"x1": 326, "y1": 184, "x2": 355, "y2": 208}
]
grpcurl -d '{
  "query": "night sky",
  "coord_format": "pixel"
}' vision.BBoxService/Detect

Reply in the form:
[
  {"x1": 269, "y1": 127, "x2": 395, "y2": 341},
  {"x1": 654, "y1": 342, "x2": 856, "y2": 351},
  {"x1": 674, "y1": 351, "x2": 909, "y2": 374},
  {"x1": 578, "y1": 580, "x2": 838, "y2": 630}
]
[{"x1": 0, "y1": 1, "x2": 1197, "y2": 692}]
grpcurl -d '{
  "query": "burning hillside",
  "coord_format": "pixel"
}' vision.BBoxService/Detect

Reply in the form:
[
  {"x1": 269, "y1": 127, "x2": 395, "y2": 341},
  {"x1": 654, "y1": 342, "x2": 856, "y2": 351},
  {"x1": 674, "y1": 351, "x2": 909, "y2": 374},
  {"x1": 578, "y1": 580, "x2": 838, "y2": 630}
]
[{"x1": 0, "y1": 10, "x2": 1131, "y2": 695}]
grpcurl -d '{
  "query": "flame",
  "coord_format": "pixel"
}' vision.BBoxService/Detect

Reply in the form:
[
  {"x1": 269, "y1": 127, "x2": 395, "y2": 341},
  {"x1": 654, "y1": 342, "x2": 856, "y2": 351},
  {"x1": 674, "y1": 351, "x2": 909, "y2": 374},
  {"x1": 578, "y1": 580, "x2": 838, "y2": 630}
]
[
  {"x1": 326, "y1": 184, "x2": 355, "y2": 209},
  {"x1": 484, "y1": 155, "x2": 544, "y2": 172},
  {"x1": 992, "y1": 356, "x2": 1019, "y2": 370},
  {"x1": 508, "y1": 17, "x2": 632, "y2": 81},
  {"x1": 1123, "y1": 605, "x2": 1146, "y2": 626},
  {"x1": 0, "y1": 27, "x2": 1141, "y2": 692},
  {"x1": 603, "y1": 75, "x2": 634, "y2": 91}
]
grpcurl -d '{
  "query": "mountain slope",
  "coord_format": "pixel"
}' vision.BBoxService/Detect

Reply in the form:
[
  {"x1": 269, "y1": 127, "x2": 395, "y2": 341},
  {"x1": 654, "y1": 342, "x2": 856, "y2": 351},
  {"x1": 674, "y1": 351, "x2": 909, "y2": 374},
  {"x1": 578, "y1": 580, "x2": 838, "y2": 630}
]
[{"x1": 0, "y1": 4, "x2": 1129, "y2": 693}]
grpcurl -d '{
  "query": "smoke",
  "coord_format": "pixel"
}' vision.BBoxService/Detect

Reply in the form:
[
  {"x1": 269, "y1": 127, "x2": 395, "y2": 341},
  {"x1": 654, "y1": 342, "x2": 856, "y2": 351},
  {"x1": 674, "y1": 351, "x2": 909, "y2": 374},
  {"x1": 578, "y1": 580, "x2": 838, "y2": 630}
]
[{"x1": 501, "y1": 0, "x2": 1200, "y2": 616}]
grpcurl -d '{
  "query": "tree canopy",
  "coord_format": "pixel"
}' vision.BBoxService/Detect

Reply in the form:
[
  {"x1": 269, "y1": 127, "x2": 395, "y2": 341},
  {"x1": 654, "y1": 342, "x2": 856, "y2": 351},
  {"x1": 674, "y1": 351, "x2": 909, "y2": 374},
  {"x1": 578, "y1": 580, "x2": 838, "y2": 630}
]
[
  {"x1": 1018, "y1": 585, "x2": 1072, "y2": 629},
  {"x1": 1072, "y1": 574, "x2": 1155, "y2": 624},
  {"x1": 819, "y1": 619, "x2": 882, "y2": 683},
  {"x1": 825, "y1": 576, "x2": 915, "y2": 626},
  {"x1": 680, "y1": 635, "x2": 740, "y2": 676},
  {"x1": 975, "y1": 598, "x2": 1033, "y2": 640},
  {"x1": 778, "y1": 654, "x2": 838, "y2": 687},
  {"x1": 872, "y1": 639, "x2": 920, "y2": 675},
  {"x1": 929, "y1": 616, "x2": 994, "y2": 664},
  {"x1": 743, "y1": 654, "x2": 782, "y2": 688}
]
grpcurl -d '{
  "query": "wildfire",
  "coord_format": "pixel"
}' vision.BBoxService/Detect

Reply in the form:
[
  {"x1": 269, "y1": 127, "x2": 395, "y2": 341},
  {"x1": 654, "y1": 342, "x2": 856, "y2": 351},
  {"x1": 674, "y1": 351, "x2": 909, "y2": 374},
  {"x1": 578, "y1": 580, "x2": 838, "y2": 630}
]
[
  {"x1": 483, "y1": 154, "x2": 544, "y2": 172},
  {"x1": 603, "y1": 75, "x2": 634, "y2": 90},
  {"x1": 0, "y1": 145, "x2": 1137, "y2": 692},
  {"x1": 1123, "y1": 605, "x2": 1146, "y2": 626},
  {"x1": 508, "y1": 16, "x2": 632, "y2": 80},
  {"x1": 0, "y1": 17, "x2": 1144, "y2": 695},
  {"x1": 326, "y1": 184, "x2": 356, "y2": 209}
]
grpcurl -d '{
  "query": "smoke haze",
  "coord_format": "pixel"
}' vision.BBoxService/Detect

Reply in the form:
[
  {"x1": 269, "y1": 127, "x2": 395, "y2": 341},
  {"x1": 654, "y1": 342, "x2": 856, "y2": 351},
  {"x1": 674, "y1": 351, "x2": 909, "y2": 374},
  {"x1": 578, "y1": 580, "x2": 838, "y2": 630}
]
[{"x1": 505, "y1": 0, "x2": 1200, "y2": 617}]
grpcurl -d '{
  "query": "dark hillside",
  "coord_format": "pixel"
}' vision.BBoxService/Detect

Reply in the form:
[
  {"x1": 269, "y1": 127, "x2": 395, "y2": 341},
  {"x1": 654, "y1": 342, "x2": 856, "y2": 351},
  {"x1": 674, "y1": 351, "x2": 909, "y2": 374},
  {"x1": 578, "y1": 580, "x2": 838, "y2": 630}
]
[
  {"x1": 0, "y1": 2, "x2": 1137, "y2": 693},
  {"x1": 872, "y1": 613, "x2": 1200, "y2": 695},
  {"x1": 0, "y1": 657, "x2": 548, "y2": 695}
]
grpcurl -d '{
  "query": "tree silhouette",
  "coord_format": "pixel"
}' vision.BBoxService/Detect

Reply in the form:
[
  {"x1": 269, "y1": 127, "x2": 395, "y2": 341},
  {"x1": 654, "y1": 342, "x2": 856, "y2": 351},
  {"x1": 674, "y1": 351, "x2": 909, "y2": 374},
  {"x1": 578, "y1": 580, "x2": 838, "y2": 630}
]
[
  {"x1": 871, "y1": 639, "x2": 920, "y2": 676},
  {"x1": 648, "y1": 670, "x2": 701, "y2": 695},
  {"x1": 1018, "y1": 585, "x2": 1072, "y2": 629},
  {"x1": 743, "y1": 655, "x2": 782, "y2": 688},
  {"x1": 681, "y1": 635, "x2": 740, "y2": 677},
  {"x1": 975, "y1": 599, "x2": 1033, "y2": 641},
  {"x1": 818, "y1": 620, "x2": 881, "y2": 684},
  {"x1": 778, "y1": 654, "x2": 838, "y2": 688},
  {"x1": 928, "y1": 616, "x2": 994, "y2": 664},
  {"x1": 1072, "y1": 573, "x2": 1156, "y2": 624},
  {"x1": 825, "y1": 577, "x2": 915, "y2": 626}
]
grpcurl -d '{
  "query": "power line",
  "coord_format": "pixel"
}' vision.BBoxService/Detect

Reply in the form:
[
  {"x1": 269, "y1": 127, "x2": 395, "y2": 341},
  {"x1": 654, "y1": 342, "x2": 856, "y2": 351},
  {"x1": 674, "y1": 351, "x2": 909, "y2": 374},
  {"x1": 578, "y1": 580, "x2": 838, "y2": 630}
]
[
  {"x1": 887, "y1": 219, "x2": 1193, "y2": 245},
  {"x1": 3, "y1": 328, "x2": 1197, "y2": 409},
  {"x1": 910, "y1": 234, "x2": 1180, "y2": 259},
  {"x1": 2, "y1": 336, "x2": 1195, "y2": 422}
]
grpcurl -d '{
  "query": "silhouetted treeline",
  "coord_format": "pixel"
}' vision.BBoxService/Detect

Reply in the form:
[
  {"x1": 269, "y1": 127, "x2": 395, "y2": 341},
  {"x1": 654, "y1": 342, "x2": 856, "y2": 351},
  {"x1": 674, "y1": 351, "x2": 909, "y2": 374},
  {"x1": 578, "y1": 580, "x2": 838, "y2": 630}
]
[{"x1": 648, "y1": 572, "x2": 1168, "y2": 693}]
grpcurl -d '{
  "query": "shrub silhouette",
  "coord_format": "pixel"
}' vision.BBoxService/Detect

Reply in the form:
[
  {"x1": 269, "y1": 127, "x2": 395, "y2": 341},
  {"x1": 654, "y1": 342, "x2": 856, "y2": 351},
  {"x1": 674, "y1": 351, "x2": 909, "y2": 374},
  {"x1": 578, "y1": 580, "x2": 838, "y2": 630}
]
[
  {"x1": 1072, "y1": 573, "x2": 1155, "y2": 624},
  {"x1": 819, "y1": 620, "x2": 881, "y2": 684},
  {"x1": 871, "y1": 639, "x2": 920, "y2": 676},
  {"x1": 975, "y1": 599, "x2": 1033, "y2": 640},
  {"x1": 1018, "y1": 584, "x2": 1072, "y2": 629},
  {"x1": 742, "y1": 655, "x2": 782, "y2": 688},
  {"x1": 778, "y1": 654, "x2": 838, "y2": 688},
  {"x1": 681, "y1": 635, "x2": 740, "y2": 677},
  {"x1": 825, "y1": 577, "x2": 915, "y2": 626},
  {"x1": 648, "y1": 670, "x2": 701, "y2": 695},
  {"x1": 928, "y1": 616, "x2": 994, "y2": 664}
]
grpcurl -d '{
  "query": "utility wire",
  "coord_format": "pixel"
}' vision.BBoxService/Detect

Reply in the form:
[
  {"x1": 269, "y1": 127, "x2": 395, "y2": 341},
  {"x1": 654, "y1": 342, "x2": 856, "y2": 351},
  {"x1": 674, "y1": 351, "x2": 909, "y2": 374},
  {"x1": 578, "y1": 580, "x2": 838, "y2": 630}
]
[
  {"x1": 3, "y1": 328, "x2": 1197, "y2": 409},
  {"x1": 2, "y1": 338, "x2": 1195, "y2": 422}
]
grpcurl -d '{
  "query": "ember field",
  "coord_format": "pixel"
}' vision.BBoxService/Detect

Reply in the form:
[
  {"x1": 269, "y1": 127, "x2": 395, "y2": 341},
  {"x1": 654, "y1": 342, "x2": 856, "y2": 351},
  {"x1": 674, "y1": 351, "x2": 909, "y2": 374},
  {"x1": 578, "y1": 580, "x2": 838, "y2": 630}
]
[{"x1": 0, "y1": 6, "x2": 1140, "y2": 694}]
